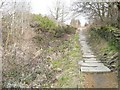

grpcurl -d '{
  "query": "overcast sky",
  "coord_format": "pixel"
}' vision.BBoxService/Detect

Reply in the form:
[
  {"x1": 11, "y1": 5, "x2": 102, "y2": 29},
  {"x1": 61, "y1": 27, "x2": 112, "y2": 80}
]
[
  {"x1": 31, "y1": 0, "x2": 72, "y2": 15},
  {"x1": 30, "y1": 0, "x2": 87, "y2": 26}
]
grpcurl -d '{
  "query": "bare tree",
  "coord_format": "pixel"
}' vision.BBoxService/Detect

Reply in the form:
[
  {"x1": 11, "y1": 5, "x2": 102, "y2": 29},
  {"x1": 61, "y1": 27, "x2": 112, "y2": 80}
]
[
  {"x1": 2, "y1": 0, "x2": 32, "y2": 88},
  {"x1": 50, "y1": 0, "x2": 69, "y2": 25},
  {"x1": 72, "y1": 1, "x2": 118, "y2": 25},
  {"x1": 50, "y1": 0, "x2": 61, "y2": 21},
  {"x1": 0, "y1": 0, "x2": 8, "y2": 9}
]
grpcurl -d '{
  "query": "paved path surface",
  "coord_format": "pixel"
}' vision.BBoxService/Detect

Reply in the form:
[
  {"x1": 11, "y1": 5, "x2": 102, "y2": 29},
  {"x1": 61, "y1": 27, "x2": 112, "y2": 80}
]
[{"x1": 78, "y1": 29, "x2": 111, "y2": 72}]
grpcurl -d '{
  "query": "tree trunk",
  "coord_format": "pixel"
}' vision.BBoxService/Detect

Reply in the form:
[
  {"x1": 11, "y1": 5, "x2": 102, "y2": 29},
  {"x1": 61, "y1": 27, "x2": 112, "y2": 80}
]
[{"x1": 97, "y1": 3, "x2": 104, "y2": 22}]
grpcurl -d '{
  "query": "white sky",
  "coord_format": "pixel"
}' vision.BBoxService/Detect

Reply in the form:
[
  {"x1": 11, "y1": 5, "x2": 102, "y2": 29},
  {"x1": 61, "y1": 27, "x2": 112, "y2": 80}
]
[
  {"x1": 31, "y1": 0, "x2": 71, "y2": 15},
  {"x1": 30, "y1": 0, "x2": 87, "y2": 26}
]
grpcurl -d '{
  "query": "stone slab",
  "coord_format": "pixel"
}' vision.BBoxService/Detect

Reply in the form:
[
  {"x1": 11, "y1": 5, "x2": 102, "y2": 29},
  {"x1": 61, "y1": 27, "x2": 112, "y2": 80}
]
[
  {"x1": 81, "y1": 46, "x2": 91, "y2": 49},
  {"x1": 80, "y1": 42, "x2": 88, "y2": 44},
  {"x1": 81, "y1": 44, "x2": 90, "y2": 46},
  {"x1": 81, "y1": 66, "x2": 111, "y2": 72},
  {"x1": 80, "y1": 41, "x2": 87, "y2": 44},
  {"x1": 80, "y1": 40, "x2": 86, "y2": 42},
  {"x1": 81, "y1": 48, "x2": 91, "y2": 51},
  {"x1": 82, "y1": 52, "x2": 94, "y2": 55},
  {"x1": 79, "y1": 62, "x2": 104, "y2": 67},
  {"x1": 82, "y1": 51, "x2": 93, "y2": 54},
  {"x1": 84, "y1": 58, "x2": 97, "y2": 61},
  {"x1": 78, "y1": 60, "x2": 101, "y2": 65},
  {"x1": 80, "y1": 37, "x2": 86, "y2": 39},
  {"x1": 83, "y1": 55, "x2": 96, "y2": 58},
  {"x1": 80, "y1": 42, "x2": 87, "y2": 45},
  {"x1": 84, "y1": 60, "x2": 101, "y2": 63},
  {"x1": 82, "y1": 51, "x2": 92, "y2": 54},
  {"x1": 83, "y1": 54, "x2": 95, "y2": 56},
  {"x1": 78, "y1": 60, "x2": 99, "y2": 64},
  {"x1": 81, "y1": 47, "x2": 91, "y2": 50}
]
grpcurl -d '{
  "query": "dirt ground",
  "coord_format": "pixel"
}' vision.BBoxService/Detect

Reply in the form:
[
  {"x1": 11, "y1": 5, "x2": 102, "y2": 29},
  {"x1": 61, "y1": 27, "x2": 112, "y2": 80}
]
[{"x1": 83, "y1": 72, "x2": 118, "y2": 88}]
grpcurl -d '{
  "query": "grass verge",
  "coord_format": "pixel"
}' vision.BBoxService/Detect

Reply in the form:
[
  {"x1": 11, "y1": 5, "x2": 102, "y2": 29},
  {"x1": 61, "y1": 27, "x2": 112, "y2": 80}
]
[{"x1": 51, "y1": 33, "x2": 83, "y2": 88}]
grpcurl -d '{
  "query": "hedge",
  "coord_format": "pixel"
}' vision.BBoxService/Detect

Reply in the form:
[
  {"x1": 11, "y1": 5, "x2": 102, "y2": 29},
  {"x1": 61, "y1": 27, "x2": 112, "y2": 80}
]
[{"x1": 91, "y1": 26, "x2": 120, "y2": 51}]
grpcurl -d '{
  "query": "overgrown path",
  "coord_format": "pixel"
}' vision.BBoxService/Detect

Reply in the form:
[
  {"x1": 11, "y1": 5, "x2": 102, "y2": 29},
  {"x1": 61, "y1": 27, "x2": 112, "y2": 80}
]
[
  {"x1": 79, "y1": 28, "x2": 118, "y2": 88},
  {"x1": 79, "y1": 28, "x2": 110, "y2": 72}
]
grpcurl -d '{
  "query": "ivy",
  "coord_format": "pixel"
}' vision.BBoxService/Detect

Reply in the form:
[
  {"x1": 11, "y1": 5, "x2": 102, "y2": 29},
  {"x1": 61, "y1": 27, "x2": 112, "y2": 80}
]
[{"x1": 91, "y1": 26, "x2": 120, "y2": 51}]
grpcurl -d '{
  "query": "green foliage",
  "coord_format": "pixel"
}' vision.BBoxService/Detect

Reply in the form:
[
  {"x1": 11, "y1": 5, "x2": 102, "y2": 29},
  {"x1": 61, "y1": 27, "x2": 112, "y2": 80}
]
[
  {"x1": 54, "y1": 25, "x2": 76, "y2": 38},
  {"x1": 54, "y1": 26, "x2": 65, "y2": 38},
  {"x1": 33, "y1": 14, "x2": 76, "y2": 38},
  {"x1": 88, "y1": 26, "x2": 119, "y2": 73},
  {"x1": 63, "y1": 25, "x2": 76, "y2": 34},
  {"x1": 33, "y1": 14, "x2": 57, "y2": 32},
  {"x1": 91, "y1": 26, "x2": 120, "y2": 51}
]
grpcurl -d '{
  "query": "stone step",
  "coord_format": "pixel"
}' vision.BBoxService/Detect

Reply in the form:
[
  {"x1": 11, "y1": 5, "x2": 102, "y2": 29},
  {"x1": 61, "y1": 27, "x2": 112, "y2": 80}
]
[
  {"x1": 80, "y1": 40, "x2": 86, "y2": 42},
  {"x1": 79, "y1": 38, "x2": 86, "y2": 40},
  {"x1": 84, "y1": 60, "x2": 101, "y2": 63},
  {"x1": 83, "y1": 55, "x2": 96, "y2": 58},
  {"x1": 81, "y1": 49, "x2": 92, "y2": 53},
  {"x1": 82, "y1": 52, "x2": 93, "y2": 55},
  {"x1": 78, "y1": 60, "x2": 101, "y2": 64},
  {"x1": 79, "y1": 30, "x2": 111, "y2": 73},
  {"x1": 80, "y1": 42, "x2": 88, "y2": 45},
  {"x1": 79, "y1": 62, "x2": 104, "y2": 67},
  {"x1": 83, "y1": 58, "x2": 97, "y2": 61},
  {"x1": 80, "y1": 41, "x2": 88, "y2": 44},
  {"x1": 81, "y1": 46, "x2": 90, "y2": 49},
  {"x1": 82, "y1": 53, "x2": 95, "y2": 56},
  {"x1": 81, "y1": 47, "x2": 91, "y2": 50},
  {"x1": 82, "y1": 51, "x2": 93, "y2": 54},
  {"x1": 81, "y1": 66, "x2": 111, "y2": 72},
  {"x1": 81, "y1": 46, "x2": 91, "y2": 50}
]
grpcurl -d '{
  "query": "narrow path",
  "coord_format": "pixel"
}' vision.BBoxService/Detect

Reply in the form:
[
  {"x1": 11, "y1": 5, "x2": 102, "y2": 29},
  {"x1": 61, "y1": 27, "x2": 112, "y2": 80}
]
[
  {"x1": 78, "y1": 28, "x2": 118, "y2": 88},
  {"x1": 79, "y1": 28, "x2": 110, "y2": 72}
]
